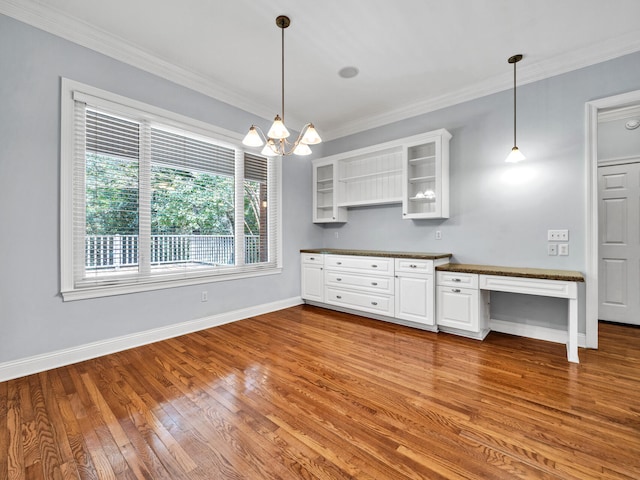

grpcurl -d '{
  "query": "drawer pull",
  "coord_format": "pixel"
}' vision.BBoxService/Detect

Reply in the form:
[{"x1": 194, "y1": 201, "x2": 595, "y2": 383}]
[
  {"x1": 371, "y1": 264, "x2": 378, "y2": 268},
  {"x1": 371, "y1": 301, "x2": 378, "y2": 306},
  {"x1": 336, "y1": 278, "x2": 342, "y2": 281},
  {"x1": 410, "y1": 264, "x2": 417, "y2": 268},
  {"x1": 452, "y1": 288, "x2": 461, "y2": 293},
  {"x1": 336, "y1": 295, "x2": 342, "y2": 299},
  {"x1": 309, "y1": 257, "x2": 315, "y2": 260},
  {"x1": 336, "y1": 261, "x2": 342, "y2": 265},
  {"x1": 452, "y1": 278, "x2": 461, "y2": 282},
  {"x1": 371, "y1": 282, "x2": 378, "y2": 286}
]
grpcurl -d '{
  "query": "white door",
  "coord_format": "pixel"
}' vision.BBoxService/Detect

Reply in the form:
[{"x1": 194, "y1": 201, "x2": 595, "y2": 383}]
[{"x1": 598, "y1": 162, "x2": 640, "y2": 325}]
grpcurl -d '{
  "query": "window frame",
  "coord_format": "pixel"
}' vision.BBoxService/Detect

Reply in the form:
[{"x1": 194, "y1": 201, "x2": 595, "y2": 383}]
[{"x1": 60, "y1": 78, "x2": 282, "y2": 301}]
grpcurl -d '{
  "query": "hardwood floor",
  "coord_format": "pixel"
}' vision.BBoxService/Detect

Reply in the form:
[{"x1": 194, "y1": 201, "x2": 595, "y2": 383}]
[{"x1": 1, "y1": 305, "x2": 639, "y2": 479}]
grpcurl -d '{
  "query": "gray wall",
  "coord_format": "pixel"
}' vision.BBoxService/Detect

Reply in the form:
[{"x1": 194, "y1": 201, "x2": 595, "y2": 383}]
[
  {"x1": 312, "y1": 51, "x2": 640, "y2": 331},
  {"x1": 0, "y1": 14, "x2": 319, "y2": 364}
]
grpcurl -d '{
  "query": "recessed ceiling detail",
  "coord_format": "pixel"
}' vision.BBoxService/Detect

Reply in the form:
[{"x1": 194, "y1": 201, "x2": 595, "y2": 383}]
[{"x1": 338, "y1": 66, "x2": 359, "y2": 79}]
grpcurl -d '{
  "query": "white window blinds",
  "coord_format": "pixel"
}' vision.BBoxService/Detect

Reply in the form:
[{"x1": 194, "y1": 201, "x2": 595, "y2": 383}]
[{"x1": 61, "y1": 80, "x2": 281, "y2": 299}]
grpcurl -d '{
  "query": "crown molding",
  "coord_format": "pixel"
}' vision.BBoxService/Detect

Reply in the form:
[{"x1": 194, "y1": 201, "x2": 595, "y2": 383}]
[
  {"x1": 0, "y1": 0, "x2": 281, "y2": 125},
  {"x1": 598, "y1": 104, "x2": 640, "y2": 123},
  {"x1": 2, "y1": 0, "x2": 640, "y2": 142},
  {"x1": 322, "y1": 32, "x2": 640, "y2": 141}
]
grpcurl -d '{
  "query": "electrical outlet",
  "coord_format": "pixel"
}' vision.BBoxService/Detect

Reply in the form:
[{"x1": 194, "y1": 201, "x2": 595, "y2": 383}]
[
  {"x1": 435, "y1": 230, "x2": 442, "y2": 240},
  {"x1": 334, "y1": 232, "x2": 339, "y2": 239},
  {"x1": 558, "y1": 243, "x2": 569, "y2": 256},
  {"x1": 548, "y1": 229, "x2": 569, "y2": 241},
  {"x1": 201, "y1": 291, "x2": 208, "y2": 302},
  {"x1": 548, "y1": 244, "x2": 558, "y2": 256}
]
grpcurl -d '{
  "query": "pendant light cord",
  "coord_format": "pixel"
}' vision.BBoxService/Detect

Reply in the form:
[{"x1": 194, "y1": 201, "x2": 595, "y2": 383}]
[
  {"x1": 513, "y1": 59, "x2": 517, "y2": 147},
  {"x1": 281, "y1": 21, "x2": 285, "y2": 124}
]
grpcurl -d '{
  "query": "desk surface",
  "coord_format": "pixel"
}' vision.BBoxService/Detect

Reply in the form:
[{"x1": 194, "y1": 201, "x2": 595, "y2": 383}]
[{"x1": 436, "y1": 263, "x2": 585, "y2": 283}]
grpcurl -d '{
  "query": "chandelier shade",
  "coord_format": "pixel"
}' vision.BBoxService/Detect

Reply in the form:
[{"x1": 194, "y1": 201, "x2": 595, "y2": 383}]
[{"x1": 242, "y1": 15, "x2": 322, "y2": 156}]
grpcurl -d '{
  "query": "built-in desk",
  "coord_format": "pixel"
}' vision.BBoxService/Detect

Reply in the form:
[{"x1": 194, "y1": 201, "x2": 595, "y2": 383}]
[{"x1": 436, "y1": 263, "x2": 585, "y2": 363}]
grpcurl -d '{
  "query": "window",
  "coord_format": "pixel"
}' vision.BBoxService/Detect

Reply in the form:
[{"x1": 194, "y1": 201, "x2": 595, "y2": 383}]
[{"x1": 61, "y1": 79, "x2": 281, "y2": 300}]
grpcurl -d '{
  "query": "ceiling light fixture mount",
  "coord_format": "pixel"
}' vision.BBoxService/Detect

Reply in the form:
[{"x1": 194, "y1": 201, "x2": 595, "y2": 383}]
[
  {"x1": 505, "y1": 54, "x2": 525, "y2": 163},
  {"x1": 242, "y1": 15, "x2": 321, "y2": 157}
]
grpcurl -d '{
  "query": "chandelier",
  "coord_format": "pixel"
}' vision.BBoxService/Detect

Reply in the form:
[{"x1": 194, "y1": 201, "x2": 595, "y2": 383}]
[{"x1": 242, "y1": 15, "x2": 322, "y2": 157}]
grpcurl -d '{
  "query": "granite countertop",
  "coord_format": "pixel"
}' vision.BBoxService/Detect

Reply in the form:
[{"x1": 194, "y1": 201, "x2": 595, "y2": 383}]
[
  {"x1": 300, "y1": 248, "x2": 452, "y2": 260},
  {"x1": 436, "y1": 263, "x2": 585, "y2": 282}
]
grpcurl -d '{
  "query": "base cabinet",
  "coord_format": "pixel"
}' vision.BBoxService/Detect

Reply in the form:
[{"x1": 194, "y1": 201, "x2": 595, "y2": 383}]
[
  {"x1": 301, "y1": 253, "x2": 324, "y2": 302},
  {"x1": 302, "y1": 252, "x2": 449, "y2": 332},
  {"x1": 394, "y1": 259, "x2": 435, "y2": 326},
  {"x1": 436, "y1": 272, "x2": 490, "y2": 339}
]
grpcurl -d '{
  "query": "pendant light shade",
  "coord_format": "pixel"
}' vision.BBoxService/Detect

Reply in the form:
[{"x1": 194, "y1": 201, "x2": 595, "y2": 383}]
[
  {"x1": 505, "y1": 54, "x2": 525, "y2": 163},
  {"x1": 242, "y1": 15, "x2": 322, "y2": 156}
]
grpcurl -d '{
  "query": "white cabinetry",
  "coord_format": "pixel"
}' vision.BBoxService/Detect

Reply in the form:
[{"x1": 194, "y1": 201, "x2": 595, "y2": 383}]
[
  {"x1": 313, "y1": 161, "x2": 347, "y2": 223},
  {"x1": 436, "y1": 271, "x2": 490, "y2": 339},
  {"x1": 403, "y1": 129, "x2": 451, "y2": 219},
  {"x1": 301, "y1": 251, "x2": 450, "y2": 332},
  {"x1": 394, "y1": 259, "x2": 435, "y2": 326},
  {"x1": 312, "y1": 129, "x2": 451, "y2": 223},
  {"x1": 324, "y1": 255, "x2": 395, "y2": 316},
  {"x1": 301, "y1": 253, "x2": 324, "y2": 302}
]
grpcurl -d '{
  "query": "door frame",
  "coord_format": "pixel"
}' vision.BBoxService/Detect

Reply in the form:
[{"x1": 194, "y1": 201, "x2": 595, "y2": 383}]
[{"x1": 585, "y1": 89, "x2": 640, "y2": 348}]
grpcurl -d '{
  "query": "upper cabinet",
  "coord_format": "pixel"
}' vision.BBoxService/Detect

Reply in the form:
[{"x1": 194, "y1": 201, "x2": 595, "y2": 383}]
[
  {"x1": 312, "y1": 129, "x2": 451, "y2": 223},
  {"x1": 313, "y1": 159, "x2": 347, "y2": 223},
  {"x1": 402, "y1": 129, "x2": 451, "y2": 219}
]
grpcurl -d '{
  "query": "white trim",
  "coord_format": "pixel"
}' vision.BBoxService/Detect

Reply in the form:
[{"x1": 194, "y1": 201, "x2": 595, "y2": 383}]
[
  {"x1": 0, "y1": 297, "x2": 303, "y2": 382},
  {"x1": 598, "y1": 104, "x2": 640, "y2": 122},
  {"x1": 61, "y1": 268, "x2": 283, "y2": 301},
  {"x1": 490, "y1": 319, "x2": 587, "y2": 348},
  {"x1": 585, "y1": 89, "x2": 640, "y2": 349},
  {"x1": 4, "y1": 1, "x2": 640, "y2": 141},
  {"x1": 597, "y1": 155, "x2": 640, "y2": 167}
]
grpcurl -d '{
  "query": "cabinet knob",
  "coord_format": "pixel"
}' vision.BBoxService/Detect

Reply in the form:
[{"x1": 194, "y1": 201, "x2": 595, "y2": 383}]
[
  {"x1": 336, "y1": 261, "x2": 342, "y2": 265},
  {"x1": 332, "y1": 217, "x2": 335, "y2": 219},
  {"x1": 371, "y1": 264, "x2": 378, "y2": 268},
  {"x1": 371, "y1": 302, "x2": 378, "y2": 306},
  {"x1": 452, "y1": 278, "x2": 461, "y2": 282},
  {"x1": 336, "y1": 295, "x2": 342, "y2": 299},
  {"x1": 371, "y1": 282, "x2": 378, "y2": 286},
  {"x1": 310, "y1": 257, "x2": 315, "y2": 260},
  {"x1": 336, "y1": 278, "x2": 342, "y2": 281},
  {"x1": 410, "y1": 264, "x2": 417, "y2": 268},
  {"x1": 452, "y1": 288, "x2": 461, "y2": 293}
]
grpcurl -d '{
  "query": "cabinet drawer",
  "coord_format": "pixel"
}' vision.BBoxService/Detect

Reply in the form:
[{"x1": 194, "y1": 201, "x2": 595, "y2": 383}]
[
  {"x1": 325, "y1": 271, "x2": 393, "y2": 295},
  {"x1": 437, "y1": 271, "x2": 478, "y2": 289},
  {"x1": 301, "y1": 253, "x2": 324, "y2": 265},
  {"x1": 395, "y1": 258, "x2": 433, "y2": 274},
  {"x1": 325, "y1": 255, "x2": 393, "y2": 275},
  {"x1": 325, "y1": 287, "x2": 394, "y2": 316}
]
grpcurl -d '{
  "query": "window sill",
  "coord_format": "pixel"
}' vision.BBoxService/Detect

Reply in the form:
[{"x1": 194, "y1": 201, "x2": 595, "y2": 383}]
[{"x1": 61, "y1": 267, "x2": 282, "y2": 301}]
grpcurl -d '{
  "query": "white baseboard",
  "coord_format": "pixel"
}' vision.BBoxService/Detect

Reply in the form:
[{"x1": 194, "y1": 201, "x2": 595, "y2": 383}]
[
  {"x1": 0, "y1": 296, "x2": 303, "y2": 382},
  {"x1": 490, "y1": 319, "x2": 587, "y2": 347}
]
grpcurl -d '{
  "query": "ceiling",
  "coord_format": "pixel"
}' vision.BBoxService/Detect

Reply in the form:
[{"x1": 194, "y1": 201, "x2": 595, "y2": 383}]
[{"x1": 3, "y1": 0, "x2": 640, "y2": 140}]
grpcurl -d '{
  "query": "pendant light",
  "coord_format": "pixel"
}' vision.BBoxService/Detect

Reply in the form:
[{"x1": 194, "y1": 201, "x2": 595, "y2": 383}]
[
  {"x1": 242, "y1": 15, "x2": 321, "y2": 157},
  {"x1": 505, "y1": 54, "x2": 525, "y2": 163}
]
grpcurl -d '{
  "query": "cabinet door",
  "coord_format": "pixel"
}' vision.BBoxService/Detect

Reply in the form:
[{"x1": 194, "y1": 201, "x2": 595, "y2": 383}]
[
  {"x1": 313, "y1": 162, "x2": 346, "y2": 223},
  {"x1": 402, "y1": 130, "x2": 450, "y2": 220},
  {"x1": 436, "y1": 286, "x2": 479, "y2": 331},
  {"x1": 301, "y1": 264, "x2": 324, "y2": 302},
  {"x1": 395, "y1": 274, "x2": 434, "y2": 325}
]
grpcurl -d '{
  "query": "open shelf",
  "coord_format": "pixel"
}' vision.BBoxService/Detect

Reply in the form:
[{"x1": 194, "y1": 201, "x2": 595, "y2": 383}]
[
  {"x1": 339, "y1": 169, "x2": 402, "y2": 183},
  {"x1": 317, "y1": 187, "x2": 333, "y2": 193},
  {"x1": 409, "y1": 175, "x2": 436, "y2": 183},
  {"x1": 409, "y1": 196, "x2": 436, "y2": 203},
  {"x1": 409, "y1": 155, "x2": 436, "y2": 164}
]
